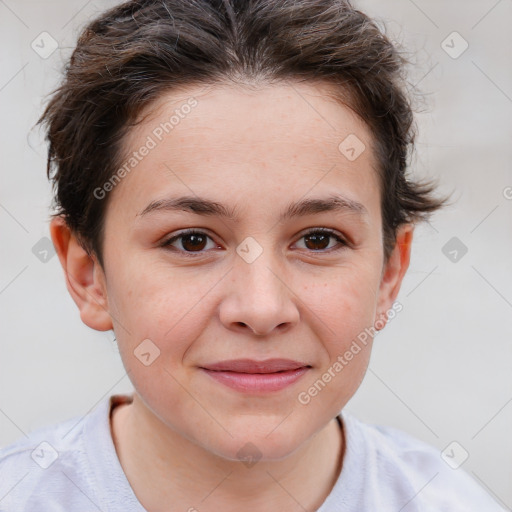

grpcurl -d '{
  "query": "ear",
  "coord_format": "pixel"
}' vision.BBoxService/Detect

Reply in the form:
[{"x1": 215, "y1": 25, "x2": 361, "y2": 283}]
[
  {"x1": 374, "y1": 224, "x2": 414, "y2": 331},
  {"x1": 50, "y1": 216, "x2": 113, "y2": 331}
]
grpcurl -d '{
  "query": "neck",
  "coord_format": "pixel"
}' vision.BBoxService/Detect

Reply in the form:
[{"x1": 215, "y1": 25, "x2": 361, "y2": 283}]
[{"x1": 111, "y1": 393, "x2": 345, "y2": 512}]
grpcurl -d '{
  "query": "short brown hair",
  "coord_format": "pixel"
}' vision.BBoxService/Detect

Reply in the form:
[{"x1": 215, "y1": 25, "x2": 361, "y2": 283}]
[{"x1": 38, "y1": 0, "x2": 449, "y2": 267}]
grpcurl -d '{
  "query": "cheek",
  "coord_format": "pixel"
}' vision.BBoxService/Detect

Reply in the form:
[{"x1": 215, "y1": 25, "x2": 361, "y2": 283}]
[
  {"x1": 306, "y1": 263, "x2": 380, "y2": 342},
  {"x1": 106, "y1": 266, "x2": 211, "y2": 418},
  {"x1": 296, "y1": 303, "x2": 375, "y2": 415},
  {"x1": 297, "y1": 265, "x2": 379, "y2": 405},
  {"x1": 107, "y1": 260, "x2": 217, "y2": 362}
]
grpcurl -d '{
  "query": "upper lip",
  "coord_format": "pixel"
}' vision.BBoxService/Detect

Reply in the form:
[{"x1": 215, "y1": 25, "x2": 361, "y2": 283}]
[{"x1": 200, "y1": 358, "x2": 310, "y2": 373}]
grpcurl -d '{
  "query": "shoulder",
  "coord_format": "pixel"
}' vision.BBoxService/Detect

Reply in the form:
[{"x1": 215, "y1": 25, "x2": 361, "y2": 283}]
[
  {"x1": 0, "y1": 399, "x2": 110, "y2": 511},
  {"x1": 338, "y1": 411, "x2": 507, "y2": 511},
  {"x1": 0, "y1": 411, "x2": 85, "y2": 472}
]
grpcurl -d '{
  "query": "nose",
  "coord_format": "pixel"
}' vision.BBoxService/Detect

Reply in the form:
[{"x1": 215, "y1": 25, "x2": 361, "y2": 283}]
[{"x1": 218, "y1": 251, "x2": 300, "y2": 337}]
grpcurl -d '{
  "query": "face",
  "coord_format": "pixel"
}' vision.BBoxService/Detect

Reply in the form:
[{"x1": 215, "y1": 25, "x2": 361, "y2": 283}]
[{"x1": 72, "y1": 81, "x2": 410, "y2": 461}]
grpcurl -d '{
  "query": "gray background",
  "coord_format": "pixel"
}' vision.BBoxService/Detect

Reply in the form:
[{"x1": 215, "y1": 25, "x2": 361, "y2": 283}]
[{"x1": 1, "y1": 0, "x2": 511, "y2": 508}]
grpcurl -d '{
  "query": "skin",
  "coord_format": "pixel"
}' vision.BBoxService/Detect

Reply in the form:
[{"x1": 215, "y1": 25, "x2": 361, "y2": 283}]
[{"x1": 50, "y1": 80, "x2": 413, "y2": 512}]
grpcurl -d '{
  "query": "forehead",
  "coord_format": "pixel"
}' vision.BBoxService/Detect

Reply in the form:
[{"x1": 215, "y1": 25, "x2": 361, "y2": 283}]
[
  {"x1": 126, "y1": 80, "x2": 371, "y2": 155},
  {"x1": 108, "y1": 81, "x2": 381, "y2": 224}
]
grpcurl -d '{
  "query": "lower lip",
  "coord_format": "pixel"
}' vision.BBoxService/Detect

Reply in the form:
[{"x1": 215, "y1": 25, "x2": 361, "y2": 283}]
[{"x1": 200, "y1": 367, "x2": 310, "y2": 393}]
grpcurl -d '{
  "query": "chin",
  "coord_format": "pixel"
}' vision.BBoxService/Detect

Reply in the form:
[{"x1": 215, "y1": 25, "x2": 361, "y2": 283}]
[
  {"x1": 211, "y1": 438, "x2": 302, "y2": 465},
  {"x1": 202, "y1": 418, "x2": 310, "y2": 464}
]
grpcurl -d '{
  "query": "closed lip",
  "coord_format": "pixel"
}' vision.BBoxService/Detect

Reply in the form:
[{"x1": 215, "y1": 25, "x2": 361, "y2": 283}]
[{"x1": 200, "y1": 358, "x2": 311, "y2": 373}]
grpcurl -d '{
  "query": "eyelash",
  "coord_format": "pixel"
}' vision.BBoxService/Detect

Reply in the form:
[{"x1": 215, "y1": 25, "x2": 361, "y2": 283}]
[{"x1": 160, "y1": 228, "x2": 348, "y2": 257}]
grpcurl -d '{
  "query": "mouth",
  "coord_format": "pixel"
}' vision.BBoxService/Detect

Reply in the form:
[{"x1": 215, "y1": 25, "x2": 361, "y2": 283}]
[{"x1": 199, "y1": 358, "x2": 312, "y2": 393}]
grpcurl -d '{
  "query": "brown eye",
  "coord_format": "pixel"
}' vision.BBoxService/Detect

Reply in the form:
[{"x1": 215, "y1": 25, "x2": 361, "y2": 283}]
[
  {"x1": 180, "y1": 233, "x2": 207, "y2": 251},
  {"x1": 304, "y1": 232, "x2": 330, "y2": 251},
  {"x1": 296, "y1": 229, "x2": 347, "y2": 252},
  {"x1": 162, "y1": 230, "x2": 216, "y2": 254}
]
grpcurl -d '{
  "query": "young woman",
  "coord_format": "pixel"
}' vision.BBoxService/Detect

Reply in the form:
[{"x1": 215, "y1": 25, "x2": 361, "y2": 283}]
[{"x1": 0, "y1": 1, "x2": 503, "y2": 510}]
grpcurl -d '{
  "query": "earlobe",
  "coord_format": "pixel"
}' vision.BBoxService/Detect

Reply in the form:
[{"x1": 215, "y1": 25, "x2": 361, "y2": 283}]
[
  {"x1": 50, "y1": 216, "x2": 113, "y2": 331},
  {"x1": 374, "y1": 224, "x2": 414, "y2": 331}
]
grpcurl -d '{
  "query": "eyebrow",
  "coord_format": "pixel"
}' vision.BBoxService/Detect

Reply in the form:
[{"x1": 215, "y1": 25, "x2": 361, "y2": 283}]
[{"x1": 137, "y1": 194, "x2": 368, "y2": 222}]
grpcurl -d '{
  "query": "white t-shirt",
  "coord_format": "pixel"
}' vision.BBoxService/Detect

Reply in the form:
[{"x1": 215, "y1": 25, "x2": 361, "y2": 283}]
[{"x1": 0, "y1": 394, "x2": 506, "y2": 511}]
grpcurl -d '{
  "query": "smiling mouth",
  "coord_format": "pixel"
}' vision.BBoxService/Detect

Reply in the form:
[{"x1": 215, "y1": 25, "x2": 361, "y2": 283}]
[
  {"x1": 199, "y1": 358, "x2": 312, "y2": 393},
  {"x1": 201, "y1": 358, "x2": 311, "y2": 373}
]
